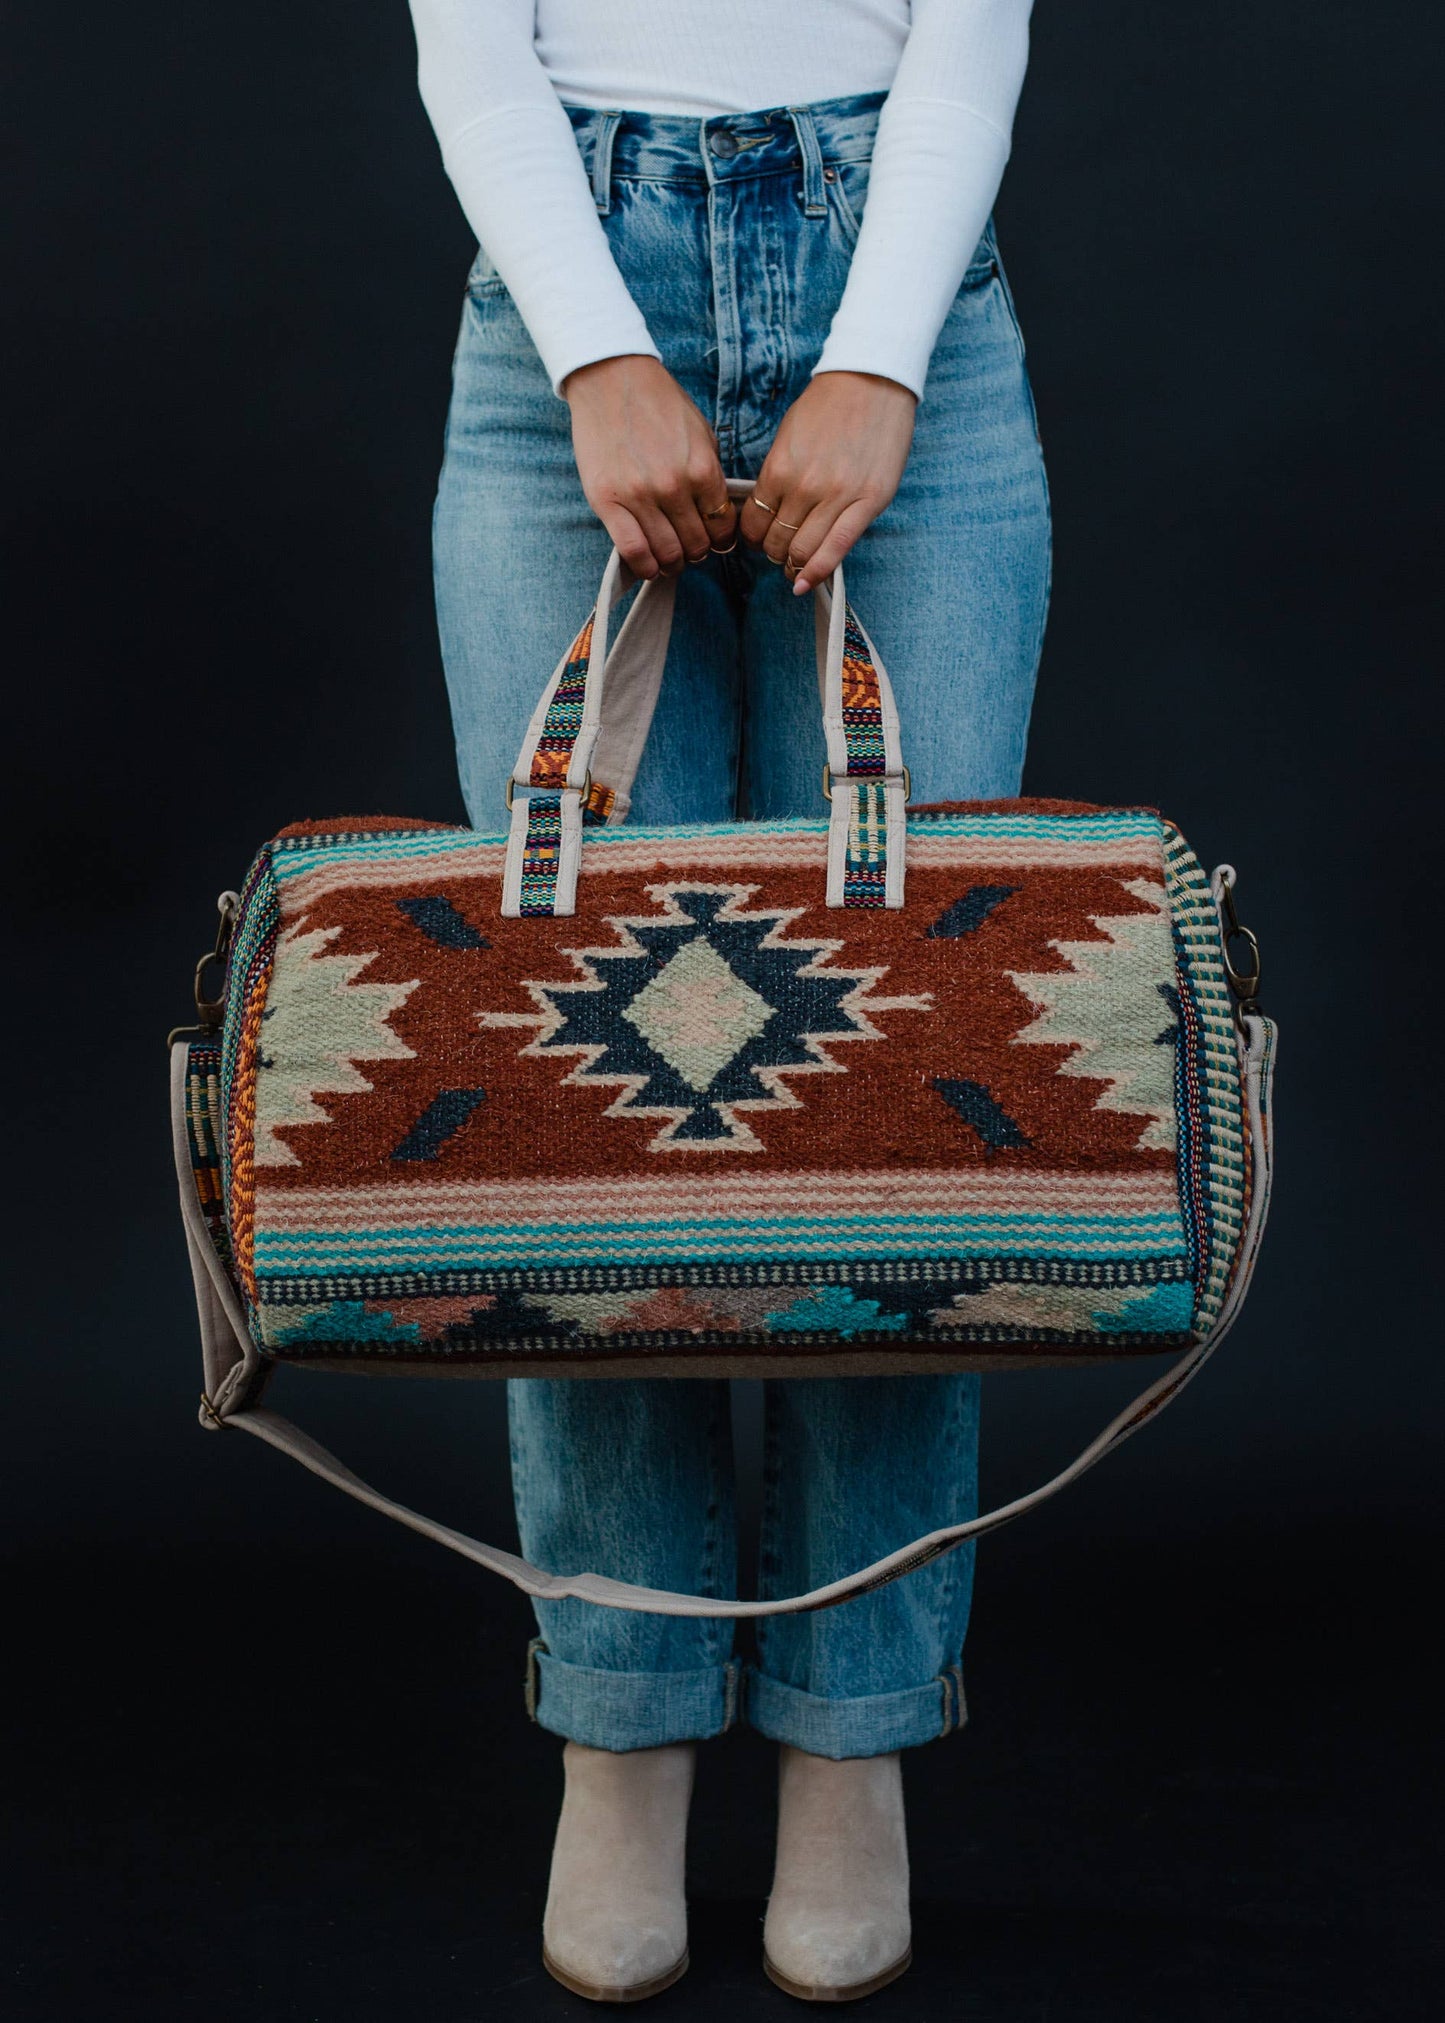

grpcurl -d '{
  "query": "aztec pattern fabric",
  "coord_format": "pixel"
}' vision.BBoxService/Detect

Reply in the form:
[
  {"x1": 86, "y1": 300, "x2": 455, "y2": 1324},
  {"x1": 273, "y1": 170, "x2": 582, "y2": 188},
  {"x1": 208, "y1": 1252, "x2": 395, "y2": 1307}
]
[{"x1": 189, "y1": 799, "x2": 1257, "y2": 1375}]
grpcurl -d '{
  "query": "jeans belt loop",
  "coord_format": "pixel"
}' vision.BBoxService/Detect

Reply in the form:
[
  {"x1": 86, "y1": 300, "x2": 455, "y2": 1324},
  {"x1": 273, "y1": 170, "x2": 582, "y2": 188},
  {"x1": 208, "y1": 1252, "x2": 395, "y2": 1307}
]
[
  {"x1": 591, "y1": 110, "x2": 622, "y2": 215},
  {"x1": 786, "y1": 105, "x2": 829, "y2": 218}
]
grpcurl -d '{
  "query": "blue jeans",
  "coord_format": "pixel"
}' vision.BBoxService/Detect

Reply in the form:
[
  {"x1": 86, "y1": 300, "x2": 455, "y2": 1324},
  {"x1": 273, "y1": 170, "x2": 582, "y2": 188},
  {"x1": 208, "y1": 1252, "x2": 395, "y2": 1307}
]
[{"x1": 432, "y1": 90, "x2": 1050, "y2": 1757}]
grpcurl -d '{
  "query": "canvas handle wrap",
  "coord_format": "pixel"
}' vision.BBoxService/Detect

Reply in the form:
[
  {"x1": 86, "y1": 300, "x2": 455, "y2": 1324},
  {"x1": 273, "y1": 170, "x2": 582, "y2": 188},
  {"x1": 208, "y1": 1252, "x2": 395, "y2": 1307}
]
[
  {"x1": 501, "y1": 477, "x2": 909, "y2": 918},
  {"x1": 171, "y1": 1001, "x2": 1277, "y2": 1620}
]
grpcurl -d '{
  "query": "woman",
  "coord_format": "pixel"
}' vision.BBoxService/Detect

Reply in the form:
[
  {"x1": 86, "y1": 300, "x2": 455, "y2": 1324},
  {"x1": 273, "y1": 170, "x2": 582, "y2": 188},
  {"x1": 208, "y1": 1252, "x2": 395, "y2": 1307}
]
[{"x1": 410, "y1": 0, "x2": 1047, "y2": 2002}]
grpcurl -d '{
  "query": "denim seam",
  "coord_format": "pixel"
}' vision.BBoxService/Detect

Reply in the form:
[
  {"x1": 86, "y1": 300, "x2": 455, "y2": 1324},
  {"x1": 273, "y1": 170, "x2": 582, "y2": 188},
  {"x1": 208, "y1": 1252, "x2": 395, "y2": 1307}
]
[
  {"x1": 754, "y1": 1388, "x2": 786, "y2": 1674},
  {"x1": 990, "y1": 251, "x2": 1030, "y2": 367},
  {"x1": 826, "y1": 165, "x2": 866, "y2": 249},
  {"x1": 722, "y1": 1658, "x2": 740, "y2": 1730},
  {"x1": 701, "y1": 132, "x2": 743, "y2": 461},
  {"x1": 929, "y1": 1381, "x2": 967, "y2": 1656},
  {"x1": 731, "y1": 599, "x2": 751, "y2": 815},
  {"x1": 699, "y1": 1382, "x2": 731, "y2": 1665}
]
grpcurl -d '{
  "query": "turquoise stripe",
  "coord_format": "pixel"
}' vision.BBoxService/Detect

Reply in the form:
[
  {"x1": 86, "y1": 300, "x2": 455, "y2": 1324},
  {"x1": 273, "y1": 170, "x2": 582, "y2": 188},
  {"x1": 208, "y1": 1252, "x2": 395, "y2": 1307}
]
[
  {"x1": 272, "y1": 830, "x2": 498, "y2": 880},
  {"x1": 256, "y1": 1220, "x2": 1187, "y2": 1274},
  {"x1": 271, "y1": 811, "x2": 1163, "y2": 880},
  {"x1": 257, "y1": 1209, "x2": 1184, "y2": 1248}
]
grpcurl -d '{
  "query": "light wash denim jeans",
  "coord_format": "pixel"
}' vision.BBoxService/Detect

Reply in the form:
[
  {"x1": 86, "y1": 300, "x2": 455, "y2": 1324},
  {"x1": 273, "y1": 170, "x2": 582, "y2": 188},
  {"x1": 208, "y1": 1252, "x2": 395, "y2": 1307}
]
[{"x1": 432, "y1": 89, "x2": 1051, "y2": 1758}]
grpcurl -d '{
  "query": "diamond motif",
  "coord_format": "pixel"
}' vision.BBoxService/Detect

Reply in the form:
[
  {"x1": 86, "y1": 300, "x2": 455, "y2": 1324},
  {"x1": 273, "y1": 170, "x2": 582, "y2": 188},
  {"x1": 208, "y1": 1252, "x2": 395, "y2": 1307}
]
[
  {"x1": 481, "y1": 883, "x2": 930, "y2": 1151},
  {"x1": 622, "y1": 936, "x2": 775, "y2": 1091}
]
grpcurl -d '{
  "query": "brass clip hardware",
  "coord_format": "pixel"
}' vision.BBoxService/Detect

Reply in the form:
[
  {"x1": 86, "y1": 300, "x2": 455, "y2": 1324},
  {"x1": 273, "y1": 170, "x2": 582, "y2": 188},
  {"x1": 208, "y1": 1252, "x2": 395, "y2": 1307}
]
[
  {"x1": 1217, "y1": 871, "x2": 1262, "y2": 1015},
  {"x1": 167, "y1": 889, "x2": 240, "y2": 1049}
]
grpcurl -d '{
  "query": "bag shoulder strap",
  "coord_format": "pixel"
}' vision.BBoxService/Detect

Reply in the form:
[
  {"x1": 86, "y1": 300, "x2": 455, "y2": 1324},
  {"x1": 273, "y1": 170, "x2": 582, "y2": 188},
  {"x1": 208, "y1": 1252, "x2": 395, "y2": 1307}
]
[{"x1": 171, "y1": 1017, "x2": 1275, "y2": 1619}]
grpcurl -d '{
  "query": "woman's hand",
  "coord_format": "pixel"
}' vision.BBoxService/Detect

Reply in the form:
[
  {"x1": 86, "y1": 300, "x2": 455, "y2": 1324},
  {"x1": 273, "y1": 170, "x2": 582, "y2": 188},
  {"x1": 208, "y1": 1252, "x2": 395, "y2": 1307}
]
[
  {"x1": 561, "y1": 354, "x2": 738, "y2": 579},
  {"x1": 738, "y1": 371, "x2": 918, "y2": 593}
]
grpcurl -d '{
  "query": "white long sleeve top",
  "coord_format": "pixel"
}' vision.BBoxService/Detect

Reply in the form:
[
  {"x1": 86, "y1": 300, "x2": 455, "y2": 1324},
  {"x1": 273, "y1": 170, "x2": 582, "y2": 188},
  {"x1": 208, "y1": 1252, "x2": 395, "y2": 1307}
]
[{"x1": 409, "y1": 3, "x2": 1032, "y2": 401}]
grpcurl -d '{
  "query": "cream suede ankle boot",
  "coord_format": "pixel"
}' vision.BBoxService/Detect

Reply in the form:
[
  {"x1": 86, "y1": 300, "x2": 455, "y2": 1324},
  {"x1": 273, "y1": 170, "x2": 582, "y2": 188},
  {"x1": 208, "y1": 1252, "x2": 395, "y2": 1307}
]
[
  {"x1": 541, "y1": 1740, "x2": 694, "y2": 2002},
  {"x1": 762, "y1": 1745, "x2": 912, "y2": 2002}
]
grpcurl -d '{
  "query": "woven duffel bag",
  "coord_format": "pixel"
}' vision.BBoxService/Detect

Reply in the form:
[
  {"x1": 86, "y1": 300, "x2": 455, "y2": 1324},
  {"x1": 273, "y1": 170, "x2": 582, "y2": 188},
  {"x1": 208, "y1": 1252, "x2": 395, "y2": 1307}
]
[{"x1": 170, "y1": 479, "x2": 1276, "y2": 1618}]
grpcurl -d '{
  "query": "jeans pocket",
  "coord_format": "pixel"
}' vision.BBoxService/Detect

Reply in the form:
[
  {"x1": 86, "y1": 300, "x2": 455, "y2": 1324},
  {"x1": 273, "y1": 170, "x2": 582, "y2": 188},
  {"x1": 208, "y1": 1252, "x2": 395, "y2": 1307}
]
[
  {"x1": 825, "y1": 156, "x2": 872, "y2": 248},
  {"x1": 830, "y1": 165, "x2": 1000, "y2": 302}
]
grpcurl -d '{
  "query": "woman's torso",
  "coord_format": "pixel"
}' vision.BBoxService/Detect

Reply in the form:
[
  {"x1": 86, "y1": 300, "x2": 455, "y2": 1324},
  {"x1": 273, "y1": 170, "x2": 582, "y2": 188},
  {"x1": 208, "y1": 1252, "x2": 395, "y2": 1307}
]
[{"x1": 532, "y1": 0, "x2": 911, "y2": 116}]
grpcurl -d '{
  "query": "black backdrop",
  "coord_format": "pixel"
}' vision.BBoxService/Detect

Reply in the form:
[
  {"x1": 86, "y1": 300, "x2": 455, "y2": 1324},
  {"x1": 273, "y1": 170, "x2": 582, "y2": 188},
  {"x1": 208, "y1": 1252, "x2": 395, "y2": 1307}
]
[{"x1": 7, "y1": 4, "x2": 1442, "y2": 2017}]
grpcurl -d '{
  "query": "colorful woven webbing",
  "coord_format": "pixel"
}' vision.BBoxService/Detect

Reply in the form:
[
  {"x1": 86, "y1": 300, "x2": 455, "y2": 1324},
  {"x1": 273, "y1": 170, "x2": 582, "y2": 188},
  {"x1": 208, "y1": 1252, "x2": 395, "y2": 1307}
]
[
  {"x1": 518, "y1": 791, "x2": 564, "y2": 916},
  {"x1": 842, "y1": 781, "x2": 889, "y2": 907},
  {"x1": 184, "y1": 1038, "x2": 230, "y2": 1266},
  {"x1": 839, "y1": 606, "x2": 886, "y2": 777},
  {"x1": 584, "y1": 780, "x2": 616, "y2": 823},
  {"x1": 529, "y1": 614, "x2": 593, "y2": 791},
  {"x1": 833, "y1": 604, "x2": 900, "y2": 910}
]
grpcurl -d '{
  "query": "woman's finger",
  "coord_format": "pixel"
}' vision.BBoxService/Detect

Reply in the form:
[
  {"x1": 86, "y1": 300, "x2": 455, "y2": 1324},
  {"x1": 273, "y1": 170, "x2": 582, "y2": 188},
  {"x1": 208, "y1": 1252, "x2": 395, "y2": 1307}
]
[
  {"x1": 596, "y1": 500, "x2": 663, "y2": 580},
  {"x1": 776, "y1": 498, "x2": 832, "y2": 583},
  {"x1": 789, "y1": 496, "x2": 876, "y2": 594},
  {"x1": 738, "y1": 476, "x2": 788, "y2": 551},
  {"x1": 686, "y1": 448, "x2": 738, "y2": 553},
  {"x1": 696, "y1": 485, "x2": 738, "y2": 552},
  {"x1": 761, "y1": 485, "x2": 823, "y2": 568},
  {"x1": 661, "y1": 485, "x2": 716, "y2": 567},
  {"x1": 627, "y1": 496, "x2": 690, "y2": 577}
]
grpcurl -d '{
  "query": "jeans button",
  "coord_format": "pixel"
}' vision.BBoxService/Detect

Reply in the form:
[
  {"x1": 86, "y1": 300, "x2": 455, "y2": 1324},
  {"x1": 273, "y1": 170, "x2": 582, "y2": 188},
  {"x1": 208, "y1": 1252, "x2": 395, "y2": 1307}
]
[{"x1": 709, "y1": 129, "x2": 738, "y2": 159}]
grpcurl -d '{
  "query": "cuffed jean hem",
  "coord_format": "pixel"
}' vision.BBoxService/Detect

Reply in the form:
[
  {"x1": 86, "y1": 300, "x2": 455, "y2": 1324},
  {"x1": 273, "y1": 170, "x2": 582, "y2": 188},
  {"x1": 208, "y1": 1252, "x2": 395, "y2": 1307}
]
[
  {"x1": 743, "y1": 1662, "x2": 967, "y2": 1759},
  {"x1": 525, "y1": 1641, "x2": 741, "y2": 1752}
]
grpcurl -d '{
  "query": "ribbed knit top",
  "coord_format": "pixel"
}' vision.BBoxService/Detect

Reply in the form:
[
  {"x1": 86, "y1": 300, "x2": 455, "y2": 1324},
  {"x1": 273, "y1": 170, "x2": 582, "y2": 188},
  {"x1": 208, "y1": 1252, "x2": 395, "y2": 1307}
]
[{"x1": 409, "y1": 3, "x2": 1032, "y2": 399}]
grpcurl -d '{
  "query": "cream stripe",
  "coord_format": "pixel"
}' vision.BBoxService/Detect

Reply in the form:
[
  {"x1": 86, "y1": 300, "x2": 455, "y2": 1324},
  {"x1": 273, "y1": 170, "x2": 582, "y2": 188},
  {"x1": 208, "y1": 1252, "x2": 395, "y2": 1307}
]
[{"x1": 277, "y1": 843, "x2": 508, "y2": 914}]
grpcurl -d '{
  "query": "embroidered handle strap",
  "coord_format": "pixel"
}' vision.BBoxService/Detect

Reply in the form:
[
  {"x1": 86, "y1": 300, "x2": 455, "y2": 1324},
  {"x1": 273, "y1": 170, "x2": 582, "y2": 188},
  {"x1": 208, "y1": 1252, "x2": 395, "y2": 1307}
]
[
  {"x1": 171, "y1": 1013, "x2": 1275, "y2": 1619},
  {"x1": 500, "y1": 477, "x2": 909, "y2": 918}
]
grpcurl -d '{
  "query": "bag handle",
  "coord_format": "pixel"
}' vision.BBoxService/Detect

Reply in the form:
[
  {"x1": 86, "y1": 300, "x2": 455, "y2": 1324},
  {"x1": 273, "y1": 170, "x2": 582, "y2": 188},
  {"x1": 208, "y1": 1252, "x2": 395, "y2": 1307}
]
[
  {"x1": 171, "y1": 1010, "x2": 1275, "y2": 1620},
  {"x1": 500, "y1": 476, "x2": 910, "y2": 917}
]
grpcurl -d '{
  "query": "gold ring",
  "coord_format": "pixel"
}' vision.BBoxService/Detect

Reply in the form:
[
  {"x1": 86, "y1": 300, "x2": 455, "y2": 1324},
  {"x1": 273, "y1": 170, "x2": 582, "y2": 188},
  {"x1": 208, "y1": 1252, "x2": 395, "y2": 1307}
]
[
  {"x1": 775, "y1": 519, "x2": 801, "y2": 531},
  {"x1": 702, "y1": 501, "x2": 732, "y2": 519},
  {"x1": 749, "y1": 495, "x2": 778, "y2": 514}
]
